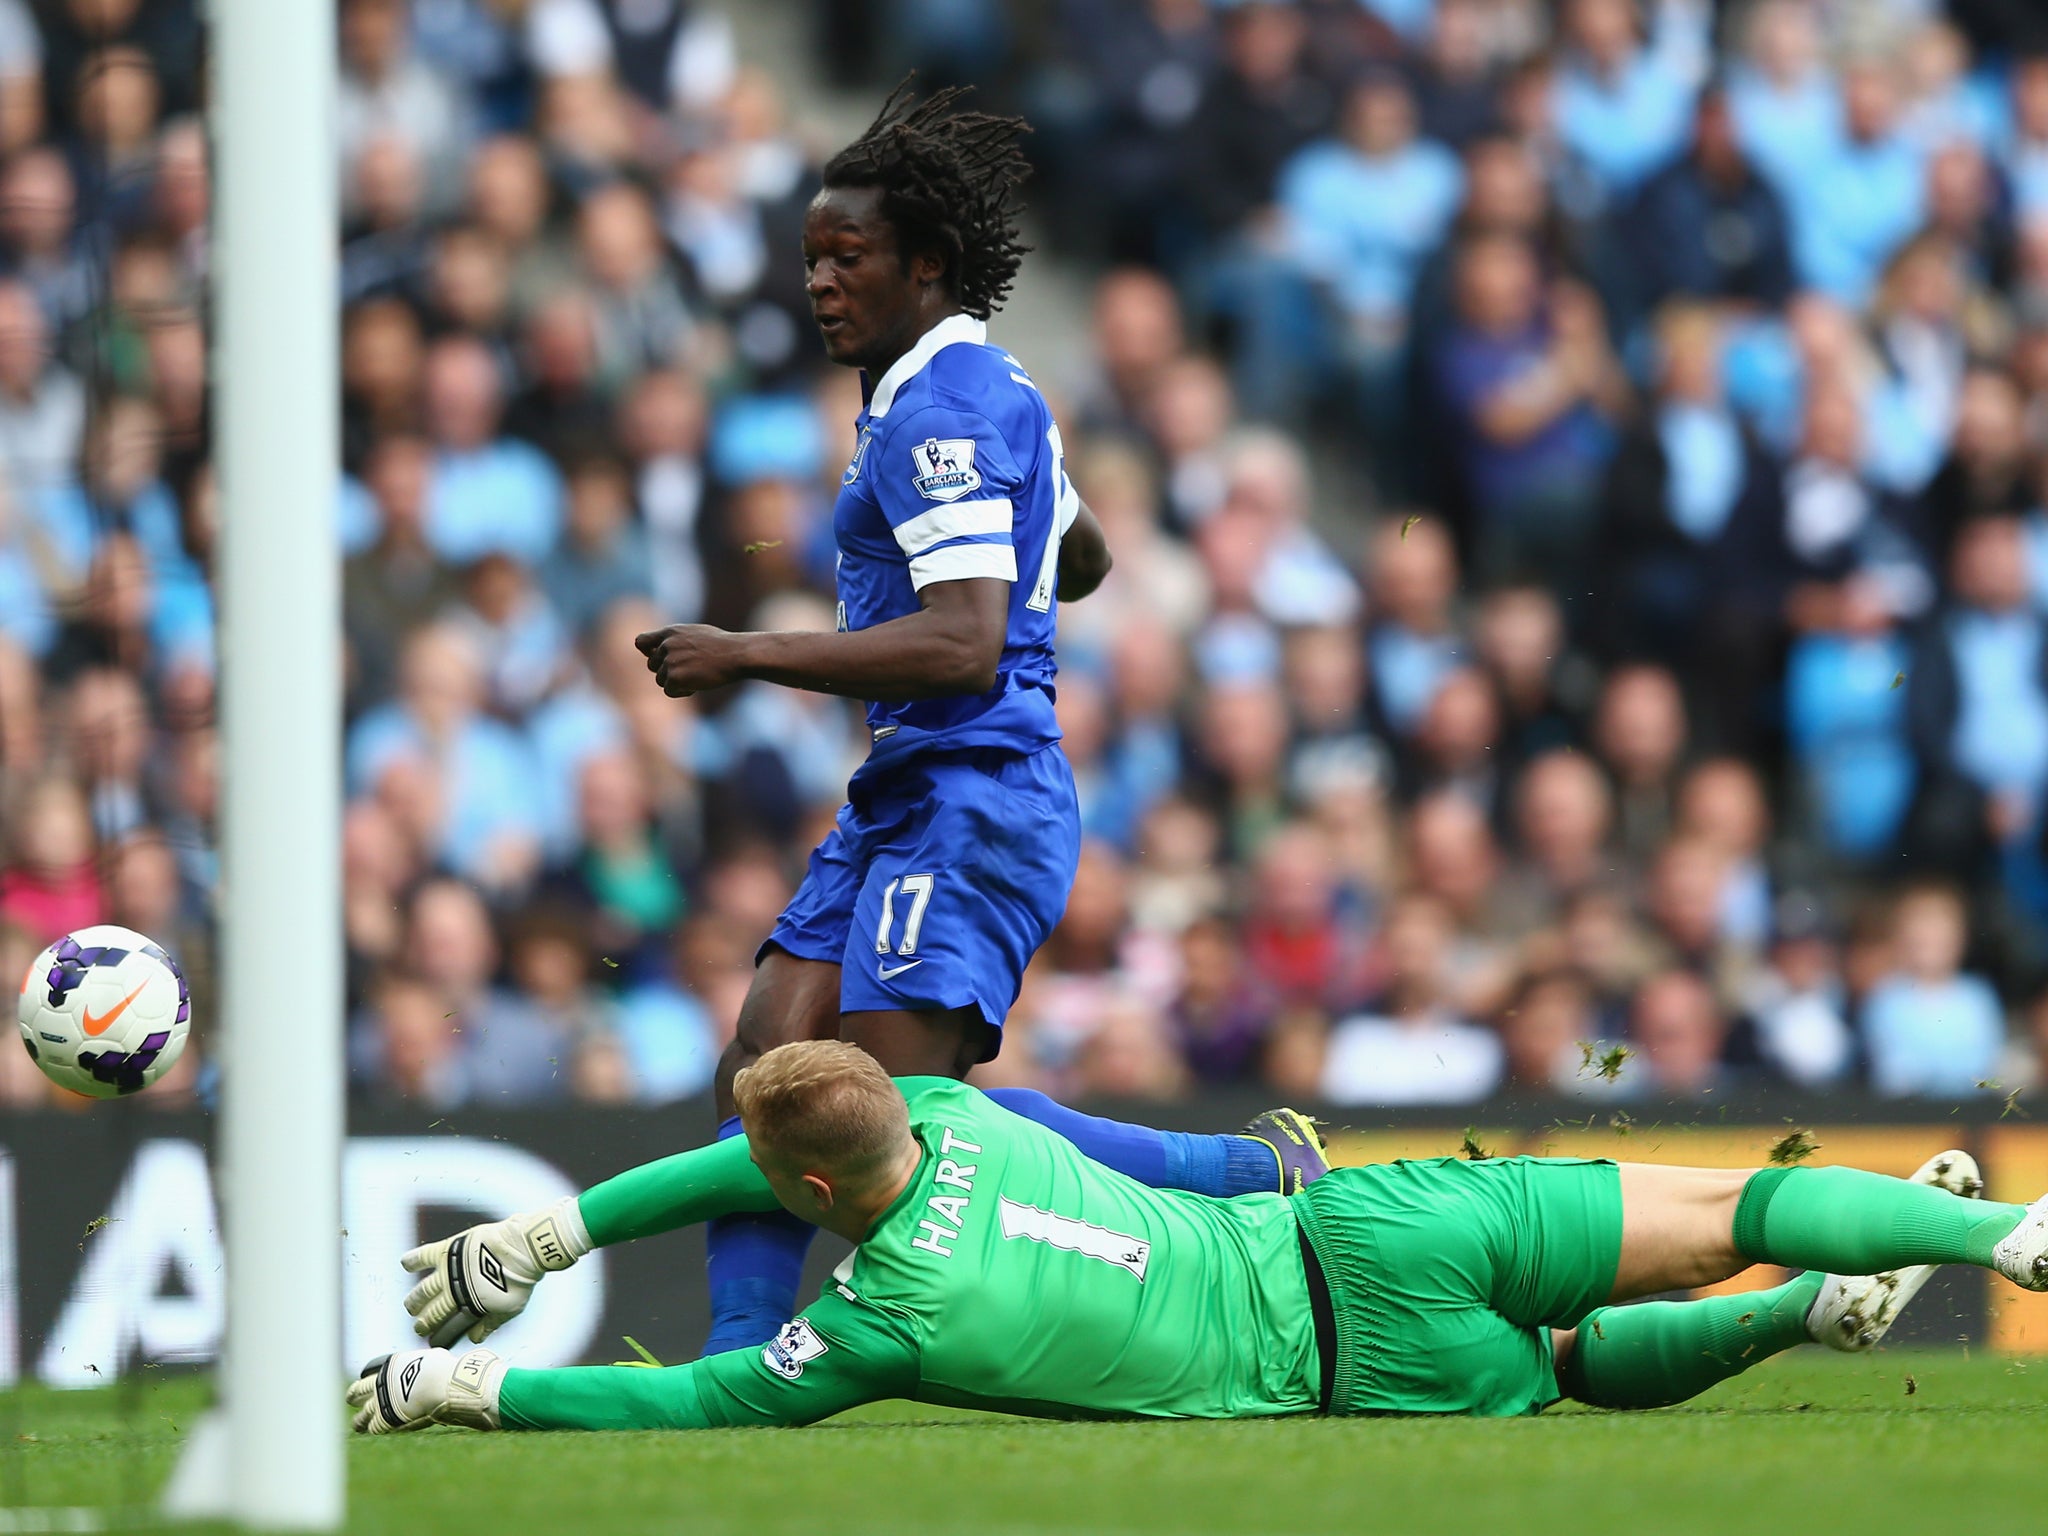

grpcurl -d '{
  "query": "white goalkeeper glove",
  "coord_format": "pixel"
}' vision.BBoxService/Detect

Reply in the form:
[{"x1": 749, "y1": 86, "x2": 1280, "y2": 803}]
[
  {"x1": 347, "y1": 1346, "x2": 505, "y2": 1434},
  {"x1": 401, "y1": 1195, "x2": 591, "y2": 1348}
]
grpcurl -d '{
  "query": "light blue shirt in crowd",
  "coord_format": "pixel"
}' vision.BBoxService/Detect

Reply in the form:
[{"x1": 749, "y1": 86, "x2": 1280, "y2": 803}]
[
  {"x1": 2022, "y1": 513, "x2": 2048, "y2": 610},
  {"x1": 346, "y1": 705, "x2": 541, "y2": 878},
  {"x1": 1948, "y1": 608, "x2": 2048, "y2": 798},
  {"x1": 1782, "y1": 131, "x2": 1926, "y2": 306},
  {"x1": 449, "y1": 597, "x2": 574, "y2": 717},
  {"x1": 1072, "y1": 713, "x2": 1181, "y2": 852},
  {"x1": 1863, "y1": 972, "x2": 2004, "y2": 1098},
  {"x1": 1102, "y1": 716, "x2": 1182, "y2": 851},
  {"x1": 1553, "y1": 3, "x2": 1709, "y2": 195},
  {"x1": 27, "y1": 478, "x2": 216, "y2": 671},
  {"x1": 1785, "y1": 631, "x2": 1917, "y2": 857},
  {"x1": 1657, "y1": 403, "x2": 1743, "y2": 541},
  {"x1": 426, "y1": 439, "x2": 564, "y2": 565},
  {"x1": 1280, "y1": 136, "x2": 1464, "y2": 321},
  {"x1": 1370, "y1": 624, "x2": 1462, "y2": 736},
  {"x1": 2011, "y1": 137, "x2": 2048, "y2": 219},
  {"x1": 1721, "y1": 313, "x2": 1803, "y2": 454},
  {"x1": 153, "y1": 571, "x2": 217, "y2": 675},
  {"x1": 1721, "y1": 317, "x2": 1944, "y2": 492},
  {"x1": 615, "y1": 982, "x2": 719, "y2": 1103},
  {"x1": 1902, "y1": 74, "x2": 2008, "y2": 154},
  {"x1": 1254, "y1": 527, "x2": 1362, "y2": 628},
  {"x1": 524, "y1": 683, "x2": 629, "y2": 861},
  {"x1": 1359, "y1": 0, "x2": 1433, "y2": 44},
  {"x1": 1861, "y1": 372, "x2": 1950, "y2": 497},
  {"x1": 338, "y1": 475, "x2": 380, "y2": 555},
  {"x1": 32, "y1": 479, "x2": 193, "y2": 587},
  {"x1": 1726, "y1": 64, "x2": 1843, "y2": 193},
  {"x1": 1719, "y1": 857, "x2": 1772, "y2": 949},
  {"x1": 0, "y1": 548, "x2": 50, "y2": 656}
]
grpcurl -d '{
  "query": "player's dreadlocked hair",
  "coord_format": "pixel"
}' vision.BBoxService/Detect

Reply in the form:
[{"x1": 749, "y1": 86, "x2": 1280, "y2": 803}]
[{"x1": 821, "y1": 79, "x2": 1031, "y2": 320}]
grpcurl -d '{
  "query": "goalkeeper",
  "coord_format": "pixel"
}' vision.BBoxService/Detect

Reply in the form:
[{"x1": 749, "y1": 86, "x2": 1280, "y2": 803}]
[{"x1": 353, "y1": 1041, "x2": 2048, "y2": 1432}]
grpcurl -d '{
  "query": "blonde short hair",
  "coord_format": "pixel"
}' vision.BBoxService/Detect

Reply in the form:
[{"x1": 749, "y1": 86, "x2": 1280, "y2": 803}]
[{"x1": 732, "y1": 1040, "x2": 911, "y2": 1187}]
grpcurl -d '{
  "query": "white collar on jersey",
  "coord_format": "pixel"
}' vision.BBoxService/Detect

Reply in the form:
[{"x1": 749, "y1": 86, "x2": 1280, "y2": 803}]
[{"x1": 864, "y1": 312, "x2": 988, "y2": 420}]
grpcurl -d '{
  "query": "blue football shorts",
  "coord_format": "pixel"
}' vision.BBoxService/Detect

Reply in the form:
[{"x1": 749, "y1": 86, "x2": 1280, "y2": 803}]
[{"x1": 764, "y1": 744, "x2": 1080, "y2": 1059}]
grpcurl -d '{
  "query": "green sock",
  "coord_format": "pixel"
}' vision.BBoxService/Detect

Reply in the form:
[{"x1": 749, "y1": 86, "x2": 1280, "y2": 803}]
[
  {"x1": 1734, "y1": 1166, "x2": 2025, "y2": 1273},
  {"x1": 1563, "y1": 1273, "x2": 1824, "y2": 1409}
]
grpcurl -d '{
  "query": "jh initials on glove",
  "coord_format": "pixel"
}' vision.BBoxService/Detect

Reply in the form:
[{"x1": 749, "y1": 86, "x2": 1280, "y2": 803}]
[
  {"x1": 347, "y1": 1346, "x2": 505, "y2": 1433},
  {"x1": 401, "y1": 1195, "x2": 590, "y2": 1347}
]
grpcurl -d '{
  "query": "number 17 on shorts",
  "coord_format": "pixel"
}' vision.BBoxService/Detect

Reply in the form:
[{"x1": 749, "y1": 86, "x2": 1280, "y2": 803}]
[{"x1": 874, "y1": 873, "x2": 935, "y2": 980}]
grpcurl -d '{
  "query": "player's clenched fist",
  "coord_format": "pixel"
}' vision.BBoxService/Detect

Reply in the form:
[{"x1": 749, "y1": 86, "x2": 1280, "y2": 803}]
[
  {"x1": 401, "y1": 1197, "x2": 590, "y2": 1348},
  {"x1": 635, "y1": 622, "x2": 745, "y2": 697},
  {"x1": 348, "y1": 1347, "x2": 505, "y2": 1433}
]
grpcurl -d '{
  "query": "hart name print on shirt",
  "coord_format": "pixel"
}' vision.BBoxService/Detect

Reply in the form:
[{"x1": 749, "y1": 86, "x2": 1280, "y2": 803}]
[{"x1": 909, "y1": 1126, "x2": 982, "y2": 1258}]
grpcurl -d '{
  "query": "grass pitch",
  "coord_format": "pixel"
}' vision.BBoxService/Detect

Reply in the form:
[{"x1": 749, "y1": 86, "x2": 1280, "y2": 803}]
[{"x1": 5, "y1": 1351, "x2": 2044, "y2": 1534}]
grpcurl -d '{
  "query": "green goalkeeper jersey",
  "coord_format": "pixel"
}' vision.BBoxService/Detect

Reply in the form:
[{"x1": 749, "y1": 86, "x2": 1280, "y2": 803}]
[{"x1": 497, "y1": 1078, "x2": 1321, "y2": 1431}]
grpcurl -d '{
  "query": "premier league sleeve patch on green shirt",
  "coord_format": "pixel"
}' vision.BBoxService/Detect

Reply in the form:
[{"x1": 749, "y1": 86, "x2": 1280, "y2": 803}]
[{"x1": 762, "y1": 1319, "x2": 831, "y2": 1380}]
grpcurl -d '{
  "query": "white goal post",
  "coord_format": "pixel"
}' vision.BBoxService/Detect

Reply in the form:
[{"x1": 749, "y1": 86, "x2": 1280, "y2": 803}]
[{"x1": 165, "y1": 0, "x2": 344, "y2": 1527}]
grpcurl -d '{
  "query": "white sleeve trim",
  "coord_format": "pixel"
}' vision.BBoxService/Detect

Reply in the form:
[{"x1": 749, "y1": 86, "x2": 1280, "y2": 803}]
[
  {"x1": 909, "y1": 543, "x2": 1018, "y2": 589},
  {"x1": 892, "y1": 499, "x2": 1014, "y2": 557},
  {"x1": 1055, "y1": 477, "x2": 1080, "y2": 535}
]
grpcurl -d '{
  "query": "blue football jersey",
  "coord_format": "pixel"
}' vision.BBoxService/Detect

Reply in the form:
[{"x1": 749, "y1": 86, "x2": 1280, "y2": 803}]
[{"x1": 832, "y1": 314, "x2": 1077, "y2": 773}]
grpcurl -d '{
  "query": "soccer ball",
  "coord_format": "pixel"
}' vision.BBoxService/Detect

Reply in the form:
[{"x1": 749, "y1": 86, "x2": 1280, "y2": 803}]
[{"x1": 16, "y1": 924, "x2": 191, "y2": 1098}]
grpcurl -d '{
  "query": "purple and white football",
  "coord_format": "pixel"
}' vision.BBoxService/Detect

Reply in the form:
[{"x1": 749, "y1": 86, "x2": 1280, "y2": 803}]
[{"x1": 17, "y1": 924, "x2": 191, "y2": 1098}]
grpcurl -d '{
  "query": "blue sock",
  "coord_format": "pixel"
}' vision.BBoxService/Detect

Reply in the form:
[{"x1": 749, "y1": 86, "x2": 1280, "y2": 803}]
[
  {"x1": 983, "y1": 1088, "x2": 1276, "y2": 1197},
  {"x1": 702, "y1": 1115, "x2": 814, "y2": 1355}
]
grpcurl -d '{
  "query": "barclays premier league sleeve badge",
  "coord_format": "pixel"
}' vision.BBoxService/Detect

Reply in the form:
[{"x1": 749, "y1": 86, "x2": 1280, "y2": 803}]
[
  {"x1": 910, "y1": 437, "x2": 982, "y2": 501},
  {"x1": 762, "y1": 1318, "x2": 830, "y2": 1380}
]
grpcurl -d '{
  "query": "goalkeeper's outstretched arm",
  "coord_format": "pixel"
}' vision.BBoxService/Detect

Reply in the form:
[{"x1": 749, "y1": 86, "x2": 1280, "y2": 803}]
[
  {"x1": 352, "y1": 1291, "x2": 919, "y2": 1433},
  {"x1": 405, "y1": 1132, "x2": 785, "y2": 1346},
  {"x1": 501, "y1": 1293, "x2": 919, "y2": 1430}
]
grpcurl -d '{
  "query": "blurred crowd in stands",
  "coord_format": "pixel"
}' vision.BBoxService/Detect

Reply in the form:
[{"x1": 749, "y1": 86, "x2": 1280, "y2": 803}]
[{"x1": 10, "y1": 0, "x2": 2048, "y2": 1113}]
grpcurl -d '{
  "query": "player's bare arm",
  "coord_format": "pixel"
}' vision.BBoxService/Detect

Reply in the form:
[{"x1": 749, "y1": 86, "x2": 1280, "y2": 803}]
[
  {"x1": 634, "y1": 496, "x2": 1110, "y2": 694},
  {"x1": 1057, "y1": 499, "x2": 1112, "y2": 600},
  {"x1": 635, "y1": 576, "x2": 1007, "y2": 701}
]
